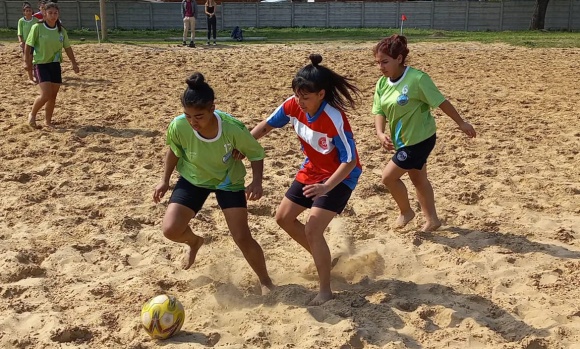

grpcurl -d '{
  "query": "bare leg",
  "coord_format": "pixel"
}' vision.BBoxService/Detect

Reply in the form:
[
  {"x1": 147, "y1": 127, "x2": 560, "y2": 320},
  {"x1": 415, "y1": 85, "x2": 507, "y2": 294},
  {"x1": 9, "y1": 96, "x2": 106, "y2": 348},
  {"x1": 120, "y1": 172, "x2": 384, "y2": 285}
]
[
  {"x1": 162, "y1": 203, "x2": 204, "y2": 269},
  {"x1": 382, "y1": 160, "x2": 415, "y2": 228},
  {"x1": 275, "y1": 198, "x2": 310, "y2": 253},
  {"x1": 304, "y1": 207, "x2": 337, "y2": 306},
  {"x1": 29, "y1": 82, "x2": 53, "y2": 128},
  {"x1": 43, "y1": 83, "x2": 61, "y2": 127},
  {"x1": 222, "y1": 207, "x2": 274, "y2": 294},
  {"x1": 409, "y1": 165, "x2": 441, "y2": 232}
]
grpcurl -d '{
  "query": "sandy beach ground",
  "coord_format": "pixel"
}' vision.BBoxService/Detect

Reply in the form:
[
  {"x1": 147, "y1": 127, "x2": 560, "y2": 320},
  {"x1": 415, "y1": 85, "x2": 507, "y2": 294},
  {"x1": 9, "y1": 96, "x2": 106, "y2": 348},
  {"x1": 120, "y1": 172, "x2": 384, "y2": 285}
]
[{"x1": 1, "y1": 40, "x2": 579, "y2": 349}]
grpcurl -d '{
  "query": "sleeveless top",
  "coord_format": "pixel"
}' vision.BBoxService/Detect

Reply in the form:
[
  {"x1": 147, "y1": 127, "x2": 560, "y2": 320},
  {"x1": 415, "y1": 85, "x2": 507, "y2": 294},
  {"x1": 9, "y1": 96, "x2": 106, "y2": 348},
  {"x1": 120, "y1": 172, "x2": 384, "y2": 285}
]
[{"x1": 206, "y1": 5, "x2": 215, "y2": 15}]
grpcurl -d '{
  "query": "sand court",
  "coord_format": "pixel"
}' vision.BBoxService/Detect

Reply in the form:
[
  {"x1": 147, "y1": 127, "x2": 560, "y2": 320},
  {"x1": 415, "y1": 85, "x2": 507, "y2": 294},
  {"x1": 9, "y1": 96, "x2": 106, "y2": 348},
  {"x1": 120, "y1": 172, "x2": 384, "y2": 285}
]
[{"x1": 1, "y1": 41, "x2": 579, "y2": 348}]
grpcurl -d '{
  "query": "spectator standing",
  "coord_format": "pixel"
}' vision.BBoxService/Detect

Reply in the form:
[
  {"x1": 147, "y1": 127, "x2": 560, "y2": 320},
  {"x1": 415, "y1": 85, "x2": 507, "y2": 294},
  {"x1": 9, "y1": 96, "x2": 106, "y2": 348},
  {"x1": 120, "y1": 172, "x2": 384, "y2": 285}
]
[
  {"x1": 181, "y1": 0, "x2": 197, "y2": 47},
  {"x1": 205, "y1": 0, "x2": 217, "y2": 46}
]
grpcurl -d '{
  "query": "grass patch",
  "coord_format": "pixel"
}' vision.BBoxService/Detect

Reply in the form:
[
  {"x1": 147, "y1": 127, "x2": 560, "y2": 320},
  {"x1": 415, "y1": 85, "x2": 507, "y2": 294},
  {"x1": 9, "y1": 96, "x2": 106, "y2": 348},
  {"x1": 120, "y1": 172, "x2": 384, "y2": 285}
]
[{"x1": 1, "y1": 27, "x2": 578, "y2": 48}]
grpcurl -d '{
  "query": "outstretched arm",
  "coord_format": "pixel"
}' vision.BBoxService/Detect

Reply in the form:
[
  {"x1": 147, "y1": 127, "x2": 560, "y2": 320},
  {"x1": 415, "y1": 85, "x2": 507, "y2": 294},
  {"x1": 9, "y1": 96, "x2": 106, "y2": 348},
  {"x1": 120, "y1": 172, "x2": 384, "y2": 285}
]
[
  {"x1": 251, "y1": 119, "x2": 274, "y2": 140},
  {"x1": 439, "y1": 100, "x2": 476, "y2": 138}
]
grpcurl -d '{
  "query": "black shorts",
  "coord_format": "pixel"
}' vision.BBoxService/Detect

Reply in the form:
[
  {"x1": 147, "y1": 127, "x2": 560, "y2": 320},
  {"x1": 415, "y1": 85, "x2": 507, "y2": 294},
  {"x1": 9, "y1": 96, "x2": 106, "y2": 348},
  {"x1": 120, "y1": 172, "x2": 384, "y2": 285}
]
[
  {"x1": 392, "y1": 134, "x2": 436, "y2": 170},
  {"x1": 169, "y1": 176, "x2": 247, "y2": 213},
  {"x1": 285, "y1": 180, "x2": 352, "y2": 214},
  {"x1": 34, "y1": 62, "x2": 62, "y2": 84}
]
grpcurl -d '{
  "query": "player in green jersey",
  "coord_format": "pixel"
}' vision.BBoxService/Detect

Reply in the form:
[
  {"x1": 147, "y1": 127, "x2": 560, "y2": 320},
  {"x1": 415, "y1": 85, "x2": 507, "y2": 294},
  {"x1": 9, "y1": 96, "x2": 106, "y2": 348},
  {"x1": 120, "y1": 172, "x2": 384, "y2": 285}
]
[
  {"x1": 24, "y1": 2, "x2": 79, "y2": 129},
  {"x1": 153, "y1": 72, "x2": 274, "y2": 295},
  {"x1": 372, "y1": 34, "x2": 476, "y2": 232},
  {"x1": 17, "y1": 2, "x2": 38, "y2": 54}
]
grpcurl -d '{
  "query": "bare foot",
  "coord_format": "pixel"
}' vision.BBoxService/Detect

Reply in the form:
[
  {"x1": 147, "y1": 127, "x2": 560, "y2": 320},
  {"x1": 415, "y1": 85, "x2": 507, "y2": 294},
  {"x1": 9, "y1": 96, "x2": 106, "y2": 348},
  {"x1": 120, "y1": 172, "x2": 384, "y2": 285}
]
[
  {"x1": 261, "y1": 282, "x2": 275, "y2": 295},
  {"x1": 308, "y1": 291, "x2": 333, "y2": 306},
  {"x1": 28, "y1": 114, "x2": 40, "y2": 129},
  {"x1": 394, "y1": 211, "x2": 415, "y2": 229},
  {"x1": 421, "y1": 220, "x2": 441, "y2": 232},
  {"x1": 183, "y1": 236, "x2": 204, "y2": 270}
]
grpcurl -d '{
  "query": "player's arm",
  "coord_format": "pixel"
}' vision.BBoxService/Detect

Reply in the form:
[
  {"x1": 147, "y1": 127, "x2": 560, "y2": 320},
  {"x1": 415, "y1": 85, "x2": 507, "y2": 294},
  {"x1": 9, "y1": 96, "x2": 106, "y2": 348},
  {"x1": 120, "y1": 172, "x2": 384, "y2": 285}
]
[
  {"x1": 153, "y1": 148, "x2": 179, "y2": 203},
  {"x1": 64, "y1": 47, "x2": 79, "y2": 73},
  {"x1": 375, "y1": 114, "x2": 393, "y2": 151},
  {"x1": 438, "y1": 100, "x2": 476, "y2": 138},
  {"x1": 250, "y1": 119, "x2": 274, "y2": 140}
]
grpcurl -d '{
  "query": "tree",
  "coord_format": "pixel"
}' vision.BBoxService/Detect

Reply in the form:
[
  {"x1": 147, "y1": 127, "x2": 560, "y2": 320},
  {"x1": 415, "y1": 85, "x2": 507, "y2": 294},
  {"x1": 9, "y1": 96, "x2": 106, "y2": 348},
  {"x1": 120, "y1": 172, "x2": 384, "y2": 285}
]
[{"x1": 530, "y1": 0, "x2": 550, "y2": 30}]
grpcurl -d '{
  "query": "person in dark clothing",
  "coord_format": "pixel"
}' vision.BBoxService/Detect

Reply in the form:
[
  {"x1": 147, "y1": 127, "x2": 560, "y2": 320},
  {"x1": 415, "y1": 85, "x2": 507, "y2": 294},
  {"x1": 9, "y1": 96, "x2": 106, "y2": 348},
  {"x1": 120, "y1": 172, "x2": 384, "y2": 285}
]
[{"x1": 205, "y1": 0, "x2": 217, "y2": 45}]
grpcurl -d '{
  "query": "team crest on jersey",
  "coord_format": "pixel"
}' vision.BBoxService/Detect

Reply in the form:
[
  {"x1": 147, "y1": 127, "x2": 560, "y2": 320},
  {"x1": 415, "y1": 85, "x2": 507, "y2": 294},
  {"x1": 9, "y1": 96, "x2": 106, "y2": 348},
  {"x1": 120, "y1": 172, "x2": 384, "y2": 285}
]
[
  {"x1": 397, "y1": 85, "x2": 409, "y2": 106},
  {"x1": 396, "y1": 150, "x2": 408, "y2": 162},
  {"x1": 222, "y1": 143, "x2": 233, "y2": 163},
  {"x1": 318, "y1": 137, "x2": 328, "y2": 150}
]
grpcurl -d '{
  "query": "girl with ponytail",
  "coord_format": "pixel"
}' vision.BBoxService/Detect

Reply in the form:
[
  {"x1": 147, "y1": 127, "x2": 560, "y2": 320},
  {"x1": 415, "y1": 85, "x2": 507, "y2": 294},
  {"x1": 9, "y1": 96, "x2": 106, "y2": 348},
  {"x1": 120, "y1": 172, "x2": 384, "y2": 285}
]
[
  {"x1": 250, "y1": 54, "x2": 363, "y2": 305},
  {"x1": 24, "y1": 1, "x2": 78, "y2": 128}
]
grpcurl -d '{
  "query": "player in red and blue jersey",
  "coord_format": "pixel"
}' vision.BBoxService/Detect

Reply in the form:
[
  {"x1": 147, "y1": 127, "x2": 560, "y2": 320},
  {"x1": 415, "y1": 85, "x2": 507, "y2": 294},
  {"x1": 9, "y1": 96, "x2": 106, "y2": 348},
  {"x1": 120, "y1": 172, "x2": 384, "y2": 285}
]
[{"x1": 251, "y1": 54, "x2": 362, "y2": 306}]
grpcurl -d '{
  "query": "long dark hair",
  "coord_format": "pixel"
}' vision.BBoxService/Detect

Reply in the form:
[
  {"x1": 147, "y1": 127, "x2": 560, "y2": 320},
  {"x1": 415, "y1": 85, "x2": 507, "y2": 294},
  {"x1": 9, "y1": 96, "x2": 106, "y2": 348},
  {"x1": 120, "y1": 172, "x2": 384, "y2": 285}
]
[
  {"x1": 181, "y1": 72, "x2": 215, "y2": 109},
  {"x1": 43, "y1": 2, "x2": 63, "y2": 32},
  {"x1": 292, "y1": 54, "x2": 360, "y2": 112}
]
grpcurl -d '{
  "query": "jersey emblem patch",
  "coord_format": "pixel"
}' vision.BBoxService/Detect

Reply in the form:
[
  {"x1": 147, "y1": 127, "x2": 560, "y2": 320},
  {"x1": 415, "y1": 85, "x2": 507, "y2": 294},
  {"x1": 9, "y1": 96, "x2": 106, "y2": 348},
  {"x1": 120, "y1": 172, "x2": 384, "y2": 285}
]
[
  {"x1": 318, "y1": 137, "x2": 328, "y2": 150},
  {"x1": 396, "y1": 150, "x2": 408, "y2": 162},
  {"x1": 397, "y1": 85, "x2": 409, "y2": 106}
]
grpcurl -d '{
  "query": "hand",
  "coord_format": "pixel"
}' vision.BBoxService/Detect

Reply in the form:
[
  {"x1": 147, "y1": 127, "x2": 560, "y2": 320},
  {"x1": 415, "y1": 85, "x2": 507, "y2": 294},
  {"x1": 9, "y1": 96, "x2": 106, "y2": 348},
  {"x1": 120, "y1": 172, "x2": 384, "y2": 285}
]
[
  {"x1": 19, "y1": 42, "x2": 24, "y2": 49},
  {"x1": 302, "y1": 183, "x2": 329, "y2": 200},
  {"x1": 72, "y1": 62, "x2": 79, "y2": 74},
  {"x1": 378, "y1": 132, "x2": 394, "y2": 151},
  {"x1": 245, "y1": 180, "x2": 263, "y2": 201},
  {"x1": 153, "y1": 181, "x2": 169, "y2": 203},
  {"x1": 27, "y1": 70, "x2": 37, "y2": 84},
  {"x1": 232, "y1": 149, "x2": 246, "y2": 161},
  {"x1": 459, "y1": 121, "x2": 476, "y2": 138}
]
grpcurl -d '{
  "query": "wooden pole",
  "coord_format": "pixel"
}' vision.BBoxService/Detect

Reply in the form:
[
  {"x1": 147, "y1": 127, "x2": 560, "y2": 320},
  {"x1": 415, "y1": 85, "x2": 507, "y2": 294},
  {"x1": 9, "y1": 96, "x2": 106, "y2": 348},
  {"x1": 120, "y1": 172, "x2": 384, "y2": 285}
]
[{"x1": 99, "y1": 0, "x2": 107, "y2": 41}]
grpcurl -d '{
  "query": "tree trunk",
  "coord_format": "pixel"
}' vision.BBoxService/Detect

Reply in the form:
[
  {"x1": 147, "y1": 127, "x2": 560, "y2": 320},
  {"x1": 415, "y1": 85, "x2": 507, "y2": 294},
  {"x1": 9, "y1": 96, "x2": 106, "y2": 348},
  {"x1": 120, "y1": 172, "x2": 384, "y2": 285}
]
[{"x1": 530, "y1": 0, "x2": 550, "y2": 30}]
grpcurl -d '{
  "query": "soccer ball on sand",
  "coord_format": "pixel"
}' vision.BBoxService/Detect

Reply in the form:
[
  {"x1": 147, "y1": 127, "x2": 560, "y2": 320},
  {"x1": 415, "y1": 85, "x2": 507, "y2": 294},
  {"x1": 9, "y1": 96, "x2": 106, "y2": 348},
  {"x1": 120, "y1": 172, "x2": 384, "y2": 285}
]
[{"x1": 141, "y1": 294, "x2": 185, "y2": 339}]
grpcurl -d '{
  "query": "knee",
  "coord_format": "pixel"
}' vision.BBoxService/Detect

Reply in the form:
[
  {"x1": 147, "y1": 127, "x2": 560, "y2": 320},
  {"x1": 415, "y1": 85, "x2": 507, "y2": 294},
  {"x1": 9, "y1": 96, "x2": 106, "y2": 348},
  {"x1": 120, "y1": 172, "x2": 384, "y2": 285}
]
[
  {"x1": 231, "y1": 230, "x2": 254, "y2": 248},
  {"x1": 409, "y1": 175, "x2": 429, "y2": 188},
  {"x1": 161, "y1": 222, "x2": 184, "y2": 241},
  {"x1": 275, "y1": 210, "x2": 291, "y2": 228},
  {"x1": 381, "y1": 174, "x2": 396, "y2": 187}
]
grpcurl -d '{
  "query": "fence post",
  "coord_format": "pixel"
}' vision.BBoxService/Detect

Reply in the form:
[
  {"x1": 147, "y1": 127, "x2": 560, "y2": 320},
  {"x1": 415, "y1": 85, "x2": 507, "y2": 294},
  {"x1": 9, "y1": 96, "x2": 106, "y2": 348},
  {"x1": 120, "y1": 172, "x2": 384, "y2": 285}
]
[
  {"x1": 256, "y1": 2, "x2": 259, "y2": 28},
  {"x1": 499, "y1": 0, "x2": 504, "y2": 31},
  {"x1": 76, "y1": 1, "x2": 81, "y2": 29},
  {"x1": 113, "y1": 1, "x2": 118, "y2": 29},
  {"x1": 3, "y1": 1, "x2": 8, "y2": 28},
  {"x1": 149, "y1": 3, "x2": 153, "y2": 30},
  {"x1": 326, "y1": 2, "x2": 330, "y2": 27},
  {"x1": 431, "y1": 1, "x2": 435, "y2": 29},
  {"x1": 291, "y1": 2, "x2": 294, "y2": 28},
  {"x1": 568, "y1": 0, "x2": 573, "y2": 30},
  {"x1": 396, "y1": 2, "x2": 400, "y2": 29},
  {"x1": 361, "y1": 2, "x2": 365, "y2": 28},
  {"x1": 465, "y1": 1, "x2": 469, "y2": 31},
  {"x1": 220, "y1": 4, "x2": 224, "y2": 30}
]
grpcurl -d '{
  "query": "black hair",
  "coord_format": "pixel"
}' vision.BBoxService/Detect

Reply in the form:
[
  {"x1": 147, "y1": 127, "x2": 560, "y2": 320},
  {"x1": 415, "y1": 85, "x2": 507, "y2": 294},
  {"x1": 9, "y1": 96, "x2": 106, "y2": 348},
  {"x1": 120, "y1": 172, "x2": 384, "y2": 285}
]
[
  {"x1": 181, "y1": 72, "x2": 215, "y2": 109},
  {"x1": 291, "y1": 54, "x2": 360, "y2": 112},
  {"x1": 43, "y1": 2, "x2": 63, "y2": 32},
  {"x1": 23, "y1": 2, "x2": 33, "y2": 10}
]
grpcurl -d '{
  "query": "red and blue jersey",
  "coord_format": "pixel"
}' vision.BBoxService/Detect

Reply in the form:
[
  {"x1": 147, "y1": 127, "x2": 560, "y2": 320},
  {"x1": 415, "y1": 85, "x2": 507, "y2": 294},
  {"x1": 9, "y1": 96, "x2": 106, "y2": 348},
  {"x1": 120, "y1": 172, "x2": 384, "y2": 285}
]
[{"x1": 266, "y1": 97, "x2": 362, "y2": 190}]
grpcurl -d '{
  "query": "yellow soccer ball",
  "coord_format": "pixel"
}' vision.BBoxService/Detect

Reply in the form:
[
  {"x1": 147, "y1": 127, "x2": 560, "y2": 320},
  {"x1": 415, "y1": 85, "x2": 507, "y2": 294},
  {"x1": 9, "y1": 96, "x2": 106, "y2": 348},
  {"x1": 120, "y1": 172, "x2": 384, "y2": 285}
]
[{"x1": 141, "y1": 294, "x2": 185, "y2": 339}]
